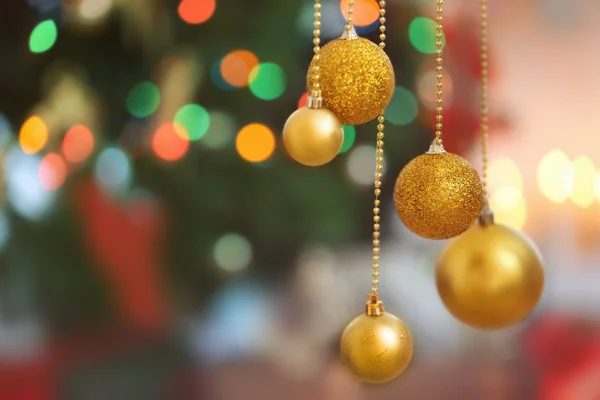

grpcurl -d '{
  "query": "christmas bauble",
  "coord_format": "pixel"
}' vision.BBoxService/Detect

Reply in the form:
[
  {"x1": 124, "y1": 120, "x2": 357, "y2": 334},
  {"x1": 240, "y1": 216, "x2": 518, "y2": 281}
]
[
  {"x1": 393, "y1": 150, "x2": 483, "y2": 239},
  {"x1": 340, "y1": 312, "x2": 413, "y2": 383},
  {"x1": 306, "y1": 32, "x2": 394, "y2": 126},
  {"x1": 436, "y1": 223, "x2": 545, "y2": 329},
  {"x1": 283, "y1": 106, "x2": 344, "y2": 166}
]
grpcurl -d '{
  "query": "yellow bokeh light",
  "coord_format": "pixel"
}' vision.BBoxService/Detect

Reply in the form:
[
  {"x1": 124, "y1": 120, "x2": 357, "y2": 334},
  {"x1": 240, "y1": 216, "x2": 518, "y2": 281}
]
[
  {"x1": 19, "y1": 115, "x2": 48, "y2": 154},
  {"x1": 569, "y1": 156, "x2": 596, "y2": 208},
  {"x1": 235, "y1": 123, "x2": 276, "y2": 163},
  {"x1": 490, "y1": 185, "x2": 527, "y2": 231},
  {"x1": 537, "y1": 150, "x2": 574, "y2": 203},
  {"x1": 488, "y1": 157, "x2": 523, "y2": 191},
  {"x1": 594, "y1": 173, "x2": 600, "y2": 204}
]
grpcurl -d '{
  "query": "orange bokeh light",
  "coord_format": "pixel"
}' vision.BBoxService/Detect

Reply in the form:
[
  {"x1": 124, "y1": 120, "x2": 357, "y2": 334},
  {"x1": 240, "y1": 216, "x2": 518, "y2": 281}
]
[
  {"x1": 220, "y1": 50, "x2": 260, "y2": 87},
  {"x1": 178, "y1": 0, "x2": 216, "y2": 24},
  {"x1": 19, "y1": 115, "x2": 48, "y2": 154},
  {"x1": 298, "y1": 92, "x2": 309, "y2": 109},
  {"x1": 39, "y1": 153, "x2": 67, "y2": 191},
  {"x1": 235, "y1": 123, "x2": 276, "y2": 163},
  {"x1": 62, "y1": 124, "x2": 95, "y2": 163},
  {"x1": 340, "y1": 0, "x2": 379, "y2": 26},
  {"x1": 152, "y1": 123, "x2": 190, "y2": 162}
]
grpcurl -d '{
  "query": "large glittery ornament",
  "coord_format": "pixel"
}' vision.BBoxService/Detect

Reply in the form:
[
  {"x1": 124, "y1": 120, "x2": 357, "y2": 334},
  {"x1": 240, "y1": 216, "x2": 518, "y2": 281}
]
[
  {"x1": 340, "y1": 298, "x2": 413, "y2": 384},
  {"x1": 393, "y1": 141, "x2": 483, "y2": 239},
  {"x1": 436, "y1": 220, "x2": 544, "y2": 329},
  {"x1": 283, "y1": 106, "x2": 344, "y2": 166},
  {"x1": 306, "y1": 26, "x2": 394, "y2": 126}
]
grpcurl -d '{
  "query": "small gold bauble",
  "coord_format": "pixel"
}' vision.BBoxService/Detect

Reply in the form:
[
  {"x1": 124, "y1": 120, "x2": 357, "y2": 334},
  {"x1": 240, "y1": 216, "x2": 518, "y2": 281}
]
[
  {"x1": 393, "y1": 148, "x2": 483, "y2": 239},
  {"x1": 436, "y1": 222, "x2": 545, "y2": 329},
  {"x1": 306, "y1": 29, "x2": 395, "y2": 126},
  {"x1": 340, "y1": 311, "x2": 413, "y2": 383},
  {"x1": 283, "y1": 106, "x2": 344, "y2": 166}
]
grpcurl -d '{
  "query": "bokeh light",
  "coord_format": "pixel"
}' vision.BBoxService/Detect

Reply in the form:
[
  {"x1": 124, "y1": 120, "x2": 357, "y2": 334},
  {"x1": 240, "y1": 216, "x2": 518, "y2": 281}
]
[
  {"x1": 488, "y1": 157, "x2": 523, "y2": 191},
  {"x1": 79, "y1": 0, "x2": 112, "y2": 21},
  {"x1": 62, "y1": 124, "x2": 95, "y2": 163},
  {"x1": 213, "y1": 233, "x2": 253, "y2": 272},
  {"x1": 5, "y1": 145, "x2": 56, "y2": 221},
  {"x1": 298, "y1": 92, "x2": 309, "y2": 109},
  {"x1": 340, "y1": 125, "x2": 356, "y2": 153},
  {"x1": 39, "y1": 153, "x2": 67, "y2": 191},
  {"x1": 201, "y1": 110, "x2": 236, "y2": 149},
  {"x1": 569, "y1": 156, "x2": 596, "y2": 208},
  {"x1": 248, "y1": 63, "x2": 286, "y2": 101},
  {"x1": 198, "y1": 281, "x2": 270, "y2": 361},
  {"x1": 29, "y1": 20, "x2": 58, "y2": 53},
  {"x1": 95, "y1": 147, "x2": 132, "y2": 195},
  {"x1": 594, "y1": 173, "x2": 600, "y2": 205},
  {"x1": 174, "y1": 104, "x2": 210, "y2": 141},
  {"x1": 537, "y1": 150, "x2": 574, "y2": 203},
  {"x1": 211, "y1": 57, "x2": 236, "y2": 91},
  {"x1": 384, "y1": 86, "x2": 419, "y2": 126},
  {"x1": 220, "y1": 50, "x2": 259, "y2": 88},
  {"x1": 235, "y1": 123, "x2": 276, "y2": 163},
  {"x1": 19, "y1": 116, "x2": 48, "y2": 155},
  {"x1": 490, "y1": 186, "x2": 527, "y2": 231},
  {"x1": 126, "y1": 81, "x2": 160, "y2": 118},
  {"x1": 178, "y1": 0, "x2": 216, "y2": 24},
  {"x1": 346, "y1": 144, "x2": 382, "y2": 186},
  {"x1": 409, "y1": 17, "x2": 446, "y2": 54},
  {"x1": 417, "y1": 68, "x2": 454, "y2": 108},
  {"x1": 152, "y1": 123, "x2": 190, "y2": 162},
  {"x1": 340, "y1": 0, "x2": 379, "y2": 26}
]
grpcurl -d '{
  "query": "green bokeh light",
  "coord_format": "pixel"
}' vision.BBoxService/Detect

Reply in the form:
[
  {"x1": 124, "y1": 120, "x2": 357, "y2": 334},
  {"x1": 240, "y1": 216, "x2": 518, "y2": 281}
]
[
  {"x1": 249, "y1": 63, "x2": 286, "y2": 101},
  {"x1": 384, "y1": 87, "x2": 419, "y2": 126},
  {"x1": 174, "y1": 104, "x2": 210, "y2": 140},
  {"x1": 340, "y1": 125, "x2": 356, "y2": 153},
  {"x1": 126, "y1": 81, "x2": 160, "y2": 118},
  {"x1": 213, "y1": 233, "x2": 252, "y2": 272},
  {"x1": 29, "y1": 20, "x2": 58, "y2": 54},
  {"x1": 408, "y1": 17, "x2": 446, "y2": 54}
]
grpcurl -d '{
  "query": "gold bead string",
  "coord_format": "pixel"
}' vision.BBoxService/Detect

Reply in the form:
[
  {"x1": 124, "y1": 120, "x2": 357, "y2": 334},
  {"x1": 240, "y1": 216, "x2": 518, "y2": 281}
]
[
  {"x1": 345, "y1": 0, "x2": 355, "y2": 31},
  {"x1": 371, "y1": 0, "x2": 387, "y2": 297},
  {"x1": 434, "y1": 0, "x2": 444, "y2": 146},
  {"x1": 309, "y1": 0, "x2": 323, "y2": 104},
  {"x1": 480, "y1": 0, "x2": 489, "y2": 205}
]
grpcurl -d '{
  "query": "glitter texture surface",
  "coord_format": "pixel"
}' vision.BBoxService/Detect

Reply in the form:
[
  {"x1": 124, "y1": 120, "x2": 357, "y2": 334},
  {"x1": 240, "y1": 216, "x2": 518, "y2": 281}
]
[
  {"x1": 393, "y1": 152, "x2": 483, "y2": 240},
  {"x1": 340, "y1": 313, "x2": 413, "y2": 384},
  {"x1": 307, "y1": 37, "x2": 395, "y2": 126}
]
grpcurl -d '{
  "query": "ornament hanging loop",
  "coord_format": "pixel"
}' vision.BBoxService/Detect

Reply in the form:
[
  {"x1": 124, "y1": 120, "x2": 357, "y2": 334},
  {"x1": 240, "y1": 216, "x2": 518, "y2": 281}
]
[
  {"x1": 478, "y1": 201, "x2": 494, "y2": 226},
  {"x1": 365, "y1": 293, "x2": 384, "y2": 316}
]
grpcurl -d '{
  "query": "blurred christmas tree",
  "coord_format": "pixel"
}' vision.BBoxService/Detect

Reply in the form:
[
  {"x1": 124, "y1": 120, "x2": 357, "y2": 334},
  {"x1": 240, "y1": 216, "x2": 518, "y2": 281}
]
[{"x1": 0, "y1": 0, "x2": 495, "y2": 333}]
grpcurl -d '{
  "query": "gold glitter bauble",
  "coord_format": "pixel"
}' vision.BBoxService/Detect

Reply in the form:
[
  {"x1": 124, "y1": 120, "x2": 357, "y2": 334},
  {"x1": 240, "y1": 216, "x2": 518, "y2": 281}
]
[
  {"x1": 307, "y1": 34, "x2": 394, "y2": 126},
  {"x1": 436, "y1": 223, "x2": 545, "y2": 329},
  {"x1": 340, "y1": 312, "x2": 413, "y2": 384},
  {"x1": 393, "y1": 150, "x2": 483, "y2": 239},
  {"x1": 283, "y1": 106, "x2": 343, "y2": 166}
]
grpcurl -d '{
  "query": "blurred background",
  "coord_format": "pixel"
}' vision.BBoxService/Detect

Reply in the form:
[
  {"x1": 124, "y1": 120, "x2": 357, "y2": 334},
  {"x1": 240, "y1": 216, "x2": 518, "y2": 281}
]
[{"x1": 1, "y1": 0, "x2": 600, "y2": 398}]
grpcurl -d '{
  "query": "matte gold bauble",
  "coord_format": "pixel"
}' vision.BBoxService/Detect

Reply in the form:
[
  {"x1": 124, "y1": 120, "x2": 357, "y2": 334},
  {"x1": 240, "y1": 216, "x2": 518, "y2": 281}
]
[
  {"x1": 436, "y1": 222, "x2": 545, "y2": 329},
  {"x1": 393, "y1": 147, "x2": 483, "y2": 239},
  {"x1": 306, "y1": 28, "x2": 395, "y2": 126},
  {"x1": 283, "y1": 106, "x2": 344, "y2": 166},
  {"x1": 340, "y1": 311, "x2": 413, "y2": 383}
]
